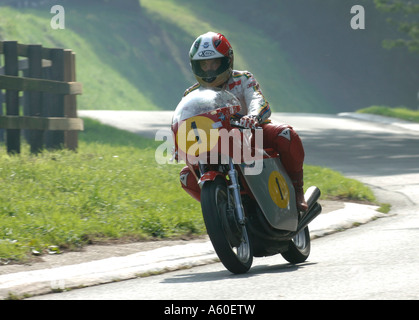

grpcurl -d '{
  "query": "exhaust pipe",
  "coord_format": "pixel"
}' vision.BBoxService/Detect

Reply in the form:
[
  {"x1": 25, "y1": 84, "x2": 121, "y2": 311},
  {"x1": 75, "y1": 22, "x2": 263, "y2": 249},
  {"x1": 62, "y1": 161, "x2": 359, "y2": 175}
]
[
  {"x1": 296, "y1": 186, "x2": 322, "y2": 233},
  {"x1": 305, "y1": 186, "x2": 321, "y2": 212}
]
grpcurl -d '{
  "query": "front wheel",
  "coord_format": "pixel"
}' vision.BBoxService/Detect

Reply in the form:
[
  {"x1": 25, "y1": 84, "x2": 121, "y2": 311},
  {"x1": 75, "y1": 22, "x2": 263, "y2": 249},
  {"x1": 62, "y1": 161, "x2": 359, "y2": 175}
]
[
  {"x1": 201, "y1": 177, "x2": 253, "y2": 274},
  {"x1": 281, "y1": 226, "x2": 311, "y2": 264}
]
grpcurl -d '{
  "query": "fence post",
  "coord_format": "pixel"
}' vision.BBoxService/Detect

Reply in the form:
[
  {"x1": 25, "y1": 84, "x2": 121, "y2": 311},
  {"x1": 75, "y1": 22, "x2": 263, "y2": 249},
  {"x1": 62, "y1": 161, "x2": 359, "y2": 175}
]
[
  {"x1": 0, "y1": 51, "x2": 3, "y2": 142},
  {"x1": 0, "y1": 88, "x2": 3, "y2": 142},
  {"x1": 45, "y1": 48, "x2": 65, "y2": 149},
  {"x1": 27, "y1": 44, "x2": 44, "y2": 153},
  {"x1": 4, "y1": 41, "x2": 20, "y2": 154},
  {"x1": 64, "y1": 49, "x2": 78, "y2": 151}
]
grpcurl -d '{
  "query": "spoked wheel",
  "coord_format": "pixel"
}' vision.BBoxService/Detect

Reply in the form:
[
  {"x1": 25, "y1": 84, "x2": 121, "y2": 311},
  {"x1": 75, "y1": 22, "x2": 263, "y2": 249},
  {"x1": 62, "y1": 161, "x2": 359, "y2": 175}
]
[
  {"x1": 201, "y1": 177, "x2": 253, "y2": 274},
  {"x1": 281, "y1": 226, "x2": 311, "y2": 264}
]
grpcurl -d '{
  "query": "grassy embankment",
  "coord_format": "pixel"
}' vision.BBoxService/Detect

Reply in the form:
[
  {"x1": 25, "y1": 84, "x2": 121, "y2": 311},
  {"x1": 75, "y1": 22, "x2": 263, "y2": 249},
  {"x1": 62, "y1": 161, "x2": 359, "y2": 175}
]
[
  {"x1": 0, "y1": 119, "x2": 376, "y2": 263},
  {"x1": 0, "y1": 5, "x2": 160, "y2": 111}
]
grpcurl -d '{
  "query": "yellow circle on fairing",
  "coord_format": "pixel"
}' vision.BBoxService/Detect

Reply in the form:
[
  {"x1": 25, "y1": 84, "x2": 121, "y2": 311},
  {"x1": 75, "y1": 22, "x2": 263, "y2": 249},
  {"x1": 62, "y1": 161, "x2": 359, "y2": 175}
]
[
  {"x1": 176, "y1": 116, "x2": 219, "y2": 157},
  {"x1": 268, "y1": 171, "x2": 290, "y2": 208}
]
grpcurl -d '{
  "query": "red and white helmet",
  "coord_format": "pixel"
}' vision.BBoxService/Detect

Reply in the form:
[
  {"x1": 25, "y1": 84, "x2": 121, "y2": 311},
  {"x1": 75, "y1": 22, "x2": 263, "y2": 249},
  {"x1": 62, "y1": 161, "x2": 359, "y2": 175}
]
[{"x1": 189, "y1": 32, "x2": 234, "y2": 88}]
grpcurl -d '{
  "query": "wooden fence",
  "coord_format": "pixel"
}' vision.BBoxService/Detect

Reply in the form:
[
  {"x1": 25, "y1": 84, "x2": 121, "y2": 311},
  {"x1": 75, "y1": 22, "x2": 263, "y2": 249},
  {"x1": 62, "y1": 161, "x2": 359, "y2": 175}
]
[{"x1": 0, "y1": 40, "x2": 83, "y2": 154}]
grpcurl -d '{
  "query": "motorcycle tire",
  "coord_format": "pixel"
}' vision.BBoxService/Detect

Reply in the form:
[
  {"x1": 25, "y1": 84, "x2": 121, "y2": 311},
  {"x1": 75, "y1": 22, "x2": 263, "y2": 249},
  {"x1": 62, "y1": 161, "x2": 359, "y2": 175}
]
[
  {"x1": 201, "y1": 177, "x2": 253, "y2": 274},
  {"x1": 281, "y1": 226, "x2": 311, "y2": 264}
]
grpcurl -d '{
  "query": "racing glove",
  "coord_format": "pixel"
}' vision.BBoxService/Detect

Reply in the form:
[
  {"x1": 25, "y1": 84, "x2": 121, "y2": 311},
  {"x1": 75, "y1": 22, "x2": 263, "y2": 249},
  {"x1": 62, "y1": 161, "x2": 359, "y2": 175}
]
[{"x1": 239, "y1": 115, "x2": 260, "y2": 129}]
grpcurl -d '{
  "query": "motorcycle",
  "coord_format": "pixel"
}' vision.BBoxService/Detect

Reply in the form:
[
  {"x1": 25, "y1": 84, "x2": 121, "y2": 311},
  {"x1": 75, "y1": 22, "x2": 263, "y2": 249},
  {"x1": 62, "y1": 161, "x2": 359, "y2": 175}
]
[{"x1": 171, "y1": 88, "x2": 322, "y2": 274}]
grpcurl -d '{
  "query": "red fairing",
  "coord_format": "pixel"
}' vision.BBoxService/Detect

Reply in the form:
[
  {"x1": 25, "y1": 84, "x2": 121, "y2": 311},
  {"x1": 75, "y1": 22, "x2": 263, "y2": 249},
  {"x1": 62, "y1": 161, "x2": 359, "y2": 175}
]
[{"x1": 199, "y1": 171, "x2": 224, "y2": 183}]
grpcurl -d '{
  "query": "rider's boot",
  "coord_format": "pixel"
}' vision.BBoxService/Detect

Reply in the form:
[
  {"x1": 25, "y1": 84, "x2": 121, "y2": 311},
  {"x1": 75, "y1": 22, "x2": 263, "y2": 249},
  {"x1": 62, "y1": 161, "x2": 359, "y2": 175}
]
[
  {"x1": 290, "y1": 171, "x2": 308, "y2": 213},
  {"x1": 295, "y1": 186, "x2": 308, "y2": 213}
]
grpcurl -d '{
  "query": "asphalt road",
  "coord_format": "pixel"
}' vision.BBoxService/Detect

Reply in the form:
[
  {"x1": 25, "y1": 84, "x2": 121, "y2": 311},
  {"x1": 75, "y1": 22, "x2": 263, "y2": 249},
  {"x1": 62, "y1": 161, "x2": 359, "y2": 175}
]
[{"x1": 34, "y1": 111, "x2": 419, "y2": 300}]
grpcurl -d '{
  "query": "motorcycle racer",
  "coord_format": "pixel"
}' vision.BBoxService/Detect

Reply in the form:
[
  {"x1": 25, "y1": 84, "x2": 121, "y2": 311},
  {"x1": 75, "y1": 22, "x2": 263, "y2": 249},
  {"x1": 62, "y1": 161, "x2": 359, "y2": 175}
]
[{"x1": 179, "y1": 31, "x2": 308, "y2": 212}]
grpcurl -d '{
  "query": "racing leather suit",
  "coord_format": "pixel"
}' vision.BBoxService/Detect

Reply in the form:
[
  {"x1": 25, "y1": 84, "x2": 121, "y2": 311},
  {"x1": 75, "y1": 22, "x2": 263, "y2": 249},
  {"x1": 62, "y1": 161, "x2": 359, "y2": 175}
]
[{"x1": 180, "y1": 70, "x2": 306, "y2": 209}]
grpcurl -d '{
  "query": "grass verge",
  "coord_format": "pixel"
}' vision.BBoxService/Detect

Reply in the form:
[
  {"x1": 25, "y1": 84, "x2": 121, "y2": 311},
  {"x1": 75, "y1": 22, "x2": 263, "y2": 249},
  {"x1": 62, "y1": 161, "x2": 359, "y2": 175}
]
[
  {"x1": 0, "y1": 119, "x2": 376, "y2": 263},
  {"x1": 304, "y1": 165, "x2": 375, "y2": 203},
  {"x1": 357, "y1": 106, "x2": 419, "y2": 123}
]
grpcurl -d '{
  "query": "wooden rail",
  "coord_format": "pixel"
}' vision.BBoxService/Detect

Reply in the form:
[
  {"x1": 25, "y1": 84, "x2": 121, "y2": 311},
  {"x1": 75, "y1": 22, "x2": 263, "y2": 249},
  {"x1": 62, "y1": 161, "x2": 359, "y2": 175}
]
[
  {"x1": 0, "y1": 74, "x2": 82, "y2": 94},
  {"x1": 0, "y1": 40, "x2": 83, "y2": 153}
]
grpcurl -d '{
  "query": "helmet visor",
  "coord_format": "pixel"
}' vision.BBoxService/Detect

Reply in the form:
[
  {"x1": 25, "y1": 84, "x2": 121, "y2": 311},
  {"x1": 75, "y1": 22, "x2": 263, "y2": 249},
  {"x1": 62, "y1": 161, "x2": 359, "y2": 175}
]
[{"x1": 191, "y1": 57, "x2": 230, "y2": 82}]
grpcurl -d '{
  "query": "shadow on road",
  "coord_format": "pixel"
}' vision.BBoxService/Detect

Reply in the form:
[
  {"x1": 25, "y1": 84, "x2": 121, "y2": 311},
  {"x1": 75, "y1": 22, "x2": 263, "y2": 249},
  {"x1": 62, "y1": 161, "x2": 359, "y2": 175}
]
[{"x1": 161, "y1": 262, "x2": 317, "y2": 283}]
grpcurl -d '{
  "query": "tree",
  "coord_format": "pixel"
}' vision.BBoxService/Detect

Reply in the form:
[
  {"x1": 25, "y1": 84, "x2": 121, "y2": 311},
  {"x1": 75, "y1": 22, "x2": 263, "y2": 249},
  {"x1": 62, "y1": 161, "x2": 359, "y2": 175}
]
[{"x1": 374, "y1": 0, "x2": 419, "y2": 53}]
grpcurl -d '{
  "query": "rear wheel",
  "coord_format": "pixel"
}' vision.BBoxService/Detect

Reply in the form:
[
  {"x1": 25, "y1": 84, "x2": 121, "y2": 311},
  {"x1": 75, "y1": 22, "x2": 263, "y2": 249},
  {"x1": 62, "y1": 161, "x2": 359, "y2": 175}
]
[
  {"x1": 281, "y1": 226, "x2": 311, "y2": 264},
  {"x1": 201, "y1": 177, "x2": 253, "y2": 274}
]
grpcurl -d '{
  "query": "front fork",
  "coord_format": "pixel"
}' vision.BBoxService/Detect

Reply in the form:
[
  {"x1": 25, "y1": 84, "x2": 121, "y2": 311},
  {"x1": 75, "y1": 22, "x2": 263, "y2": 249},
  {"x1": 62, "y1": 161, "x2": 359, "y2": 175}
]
[
  {"x1": 227, "y1": 158, "x2": 246, "y2": 227},
  {"x1": 198, "y1": 158, "x2": 246, "y2": 227}
]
